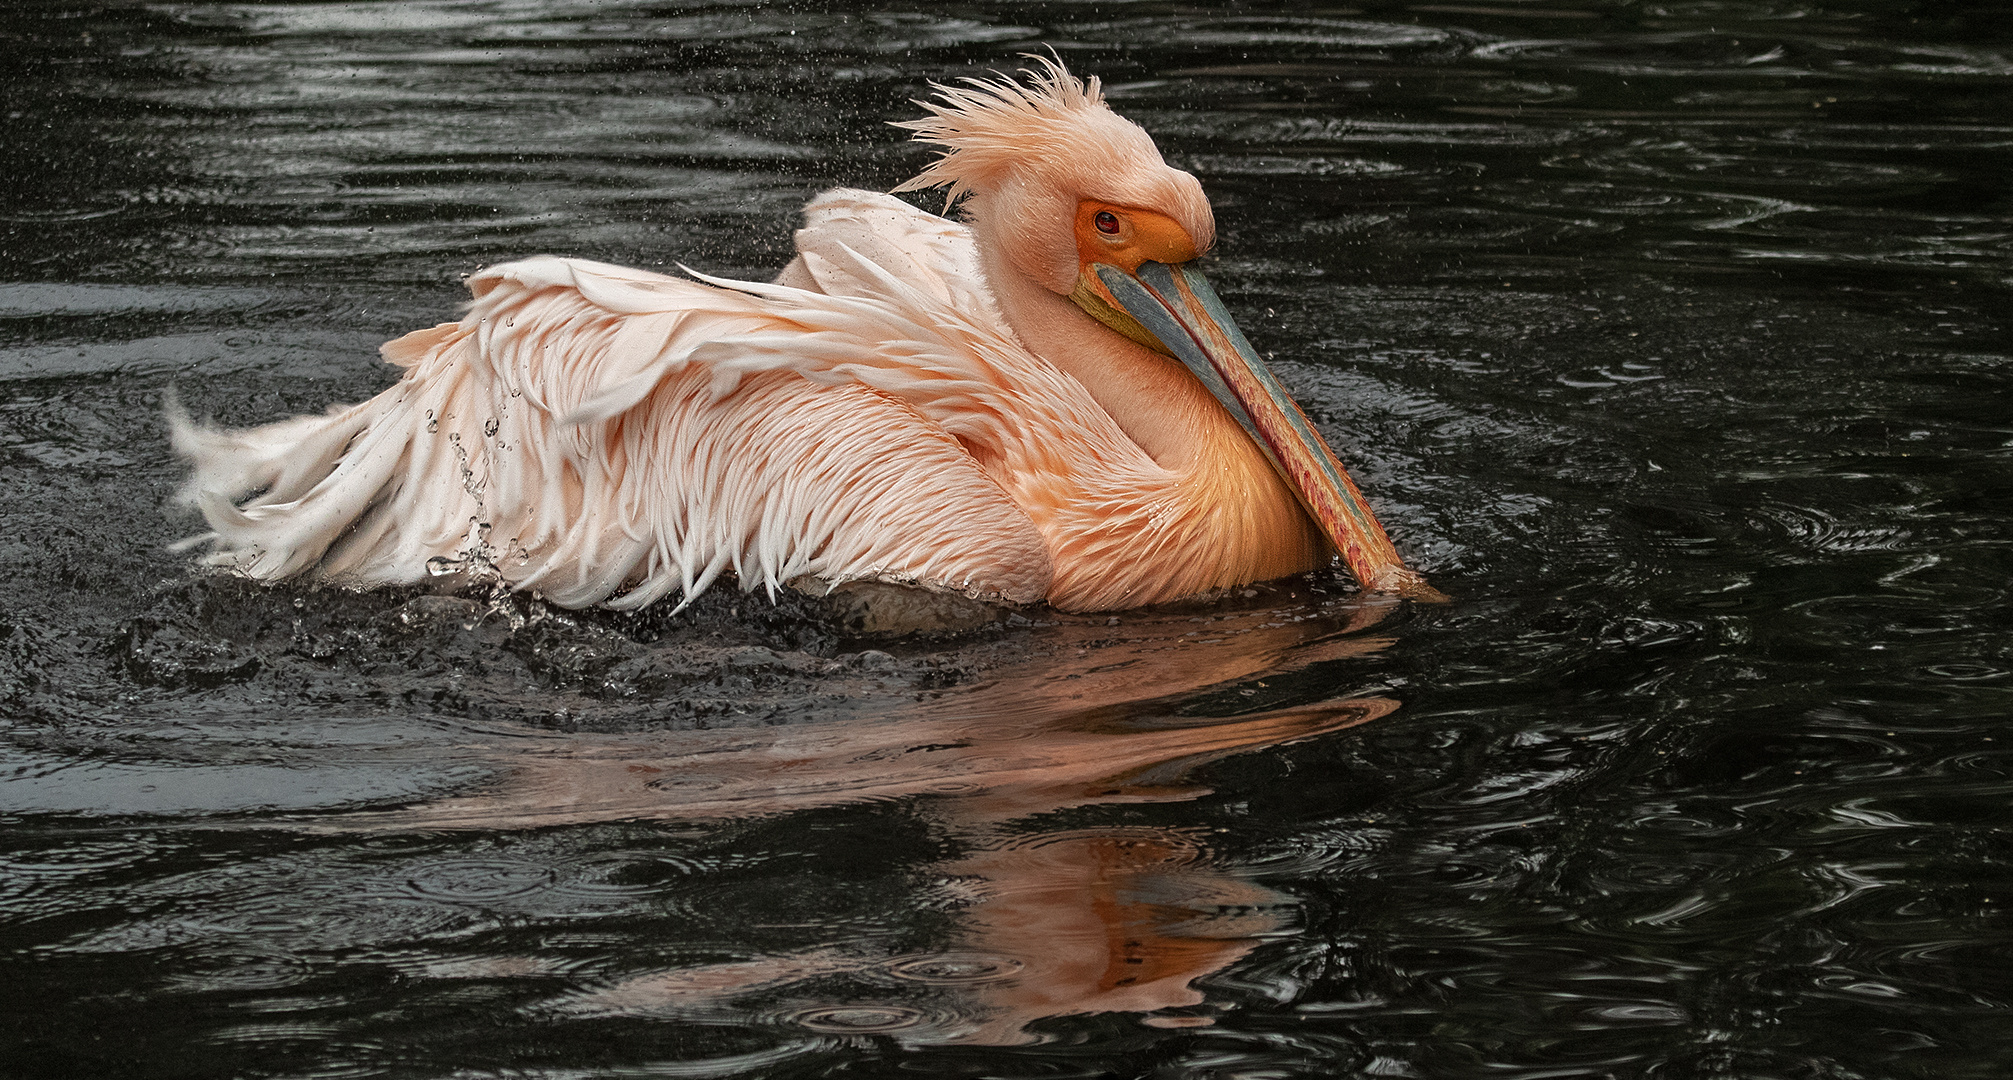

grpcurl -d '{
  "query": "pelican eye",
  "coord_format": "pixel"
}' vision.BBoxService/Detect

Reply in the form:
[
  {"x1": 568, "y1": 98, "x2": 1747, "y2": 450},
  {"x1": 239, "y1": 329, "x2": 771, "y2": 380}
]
[{"x1": 1094, "y1": 211, "x2": 1121, "y2": 235}]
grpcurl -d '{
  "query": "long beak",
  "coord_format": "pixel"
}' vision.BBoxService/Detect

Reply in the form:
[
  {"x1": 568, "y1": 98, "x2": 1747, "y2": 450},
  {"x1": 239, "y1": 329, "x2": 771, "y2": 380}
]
[{"x1": 1082, "y1": 260, "x2": 1444, "y2": 600}]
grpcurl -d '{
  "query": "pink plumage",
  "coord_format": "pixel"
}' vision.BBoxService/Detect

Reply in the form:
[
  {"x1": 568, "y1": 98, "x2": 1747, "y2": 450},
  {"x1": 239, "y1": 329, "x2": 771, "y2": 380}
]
[{"x1": 172, "y1": 60, "x2": 1422, "y2": 613}]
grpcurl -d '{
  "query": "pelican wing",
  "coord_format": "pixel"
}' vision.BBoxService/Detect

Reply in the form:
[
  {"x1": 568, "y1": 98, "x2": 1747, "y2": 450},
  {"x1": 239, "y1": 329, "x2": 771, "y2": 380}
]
[
  {"x1": 775, "y1": 189, "x2": 1001, "y2": 314},
  {"x1": 172, "y1": 255, "x2": 1055, "y2": 608}
]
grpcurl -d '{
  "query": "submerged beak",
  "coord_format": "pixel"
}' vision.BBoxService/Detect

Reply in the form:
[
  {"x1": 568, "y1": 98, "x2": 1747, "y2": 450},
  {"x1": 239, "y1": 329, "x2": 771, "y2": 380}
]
[{"x1": 1077, "y1": 260, "x2": 1443, "y2": 600}]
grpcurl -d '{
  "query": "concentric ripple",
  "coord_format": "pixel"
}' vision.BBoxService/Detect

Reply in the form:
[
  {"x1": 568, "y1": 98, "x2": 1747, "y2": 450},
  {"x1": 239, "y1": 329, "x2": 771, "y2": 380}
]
[
  {"x1": 784, "y1": 1004, "x2": 932, "y2": 1034},
  {"x1": 882, "y1": 952, "x2": 1026, "y2": 985}
]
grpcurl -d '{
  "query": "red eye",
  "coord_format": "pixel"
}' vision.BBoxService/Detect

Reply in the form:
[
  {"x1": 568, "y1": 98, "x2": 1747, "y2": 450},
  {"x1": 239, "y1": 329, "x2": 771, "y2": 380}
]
[{"x1": 1094, "y1": 210, "x2": 1121, "y2": 235}]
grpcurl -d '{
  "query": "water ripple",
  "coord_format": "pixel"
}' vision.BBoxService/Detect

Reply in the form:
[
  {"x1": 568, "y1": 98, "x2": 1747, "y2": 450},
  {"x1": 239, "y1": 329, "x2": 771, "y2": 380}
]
[{"x1": 5, "y1": 0, "x2": 2013, "y2": 1075}]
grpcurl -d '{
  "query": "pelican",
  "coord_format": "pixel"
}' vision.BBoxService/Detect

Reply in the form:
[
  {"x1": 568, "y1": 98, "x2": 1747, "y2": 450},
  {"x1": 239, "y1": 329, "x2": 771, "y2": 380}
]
[{"x1": 171, "y1": 59, "x2": 1435, "y2": 613}]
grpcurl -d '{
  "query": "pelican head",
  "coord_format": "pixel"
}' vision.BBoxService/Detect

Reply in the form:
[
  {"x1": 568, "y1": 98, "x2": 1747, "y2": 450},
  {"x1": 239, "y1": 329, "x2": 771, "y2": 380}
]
[{"x1": 894, "y1": 58, "x2": 1435, "y2": 597}]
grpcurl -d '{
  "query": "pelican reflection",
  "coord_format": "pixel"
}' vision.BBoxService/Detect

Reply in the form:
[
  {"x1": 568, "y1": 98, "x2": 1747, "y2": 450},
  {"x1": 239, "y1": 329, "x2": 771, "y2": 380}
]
[
  {"x1": 313, "y1": 591, "x2": 1399, "y2": 1045},
  {"x1": 542, "y1": 694, "x2": 1392, "y2": 1045}
]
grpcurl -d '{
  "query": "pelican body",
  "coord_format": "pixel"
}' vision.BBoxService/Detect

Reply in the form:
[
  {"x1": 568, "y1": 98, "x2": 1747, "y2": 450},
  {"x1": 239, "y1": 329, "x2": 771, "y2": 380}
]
[{"x1": 172, "y1": 61, "x2": 1430, "y2": 613}]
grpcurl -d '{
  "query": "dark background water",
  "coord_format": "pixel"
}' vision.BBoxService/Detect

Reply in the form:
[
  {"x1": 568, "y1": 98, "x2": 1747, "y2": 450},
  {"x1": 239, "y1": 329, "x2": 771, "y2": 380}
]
[{"x1": 4, "y1": 1, "x2": 2011, "y2": 1077}]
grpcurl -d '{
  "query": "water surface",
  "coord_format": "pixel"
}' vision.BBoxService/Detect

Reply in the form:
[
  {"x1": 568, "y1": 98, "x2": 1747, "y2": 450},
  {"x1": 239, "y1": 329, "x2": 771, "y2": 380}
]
[{"x1": 3, "y1": 2, "x2": 2011, "y2": 1077}]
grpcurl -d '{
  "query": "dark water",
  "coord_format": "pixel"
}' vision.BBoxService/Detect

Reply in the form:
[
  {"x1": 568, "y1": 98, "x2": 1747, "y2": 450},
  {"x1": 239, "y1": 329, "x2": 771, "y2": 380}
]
[{"x1": 4, "y1": 1, "x2": 2012, "y2": 1076}]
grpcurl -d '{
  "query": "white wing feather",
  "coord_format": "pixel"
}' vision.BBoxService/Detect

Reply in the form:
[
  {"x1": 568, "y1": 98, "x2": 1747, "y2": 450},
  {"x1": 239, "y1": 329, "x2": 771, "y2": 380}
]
[{"x1": 171, "y1": 193, "x2": 1075, "y2": 608}]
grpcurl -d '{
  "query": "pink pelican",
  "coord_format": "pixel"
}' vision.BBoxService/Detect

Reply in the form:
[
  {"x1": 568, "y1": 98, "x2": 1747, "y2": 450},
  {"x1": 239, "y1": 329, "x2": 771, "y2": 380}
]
[{"x1": 172, "y1": 60, "x2": 1435, "y2": 613}]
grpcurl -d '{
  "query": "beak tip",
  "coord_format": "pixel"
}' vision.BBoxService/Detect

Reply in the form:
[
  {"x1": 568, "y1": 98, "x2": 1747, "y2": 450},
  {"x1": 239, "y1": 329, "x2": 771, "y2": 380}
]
[{"x1": 1366, "y1": 566, "x2": 1449, "y2": 603}]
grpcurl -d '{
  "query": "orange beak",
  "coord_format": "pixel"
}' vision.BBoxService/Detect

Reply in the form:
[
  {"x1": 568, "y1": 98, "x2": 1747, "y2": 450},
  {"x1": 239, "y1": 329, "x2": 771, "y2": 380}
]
[{"x1": 1080, "y1": 259, "x2": 1443, "y2": 600}]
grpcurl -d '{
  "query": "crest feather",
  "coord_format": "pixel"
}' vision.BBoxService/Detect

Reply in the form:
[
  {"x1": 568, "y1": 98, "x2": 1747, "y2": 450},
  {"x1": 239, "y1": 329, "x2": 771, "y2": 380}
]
[{"x1": 892, "y1": 57, "x2": 1144, "y2": 207}]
